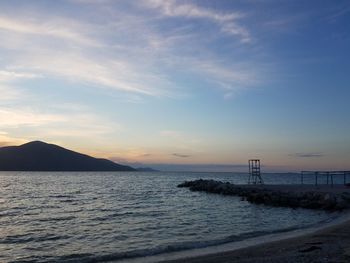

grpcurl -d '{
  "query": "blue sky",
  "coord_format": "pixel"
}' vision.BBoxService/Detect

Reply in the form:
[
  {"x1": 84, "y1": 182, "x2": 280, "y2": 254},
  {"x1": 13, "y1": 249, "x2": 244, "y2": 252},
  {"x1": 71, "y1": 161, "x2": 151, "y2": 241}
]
[{"x1": 0, "y1": 0, "x2": 349, "y2": 171}]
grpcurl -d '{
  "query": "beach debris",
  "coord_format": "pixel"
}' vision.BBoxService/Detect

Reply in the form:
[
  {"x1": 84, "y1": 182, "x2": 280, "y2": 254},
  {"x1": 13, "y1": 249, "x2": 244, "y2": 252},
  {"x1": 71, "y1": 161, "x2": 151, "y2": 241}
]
[
  {"x1": 299, "y1": 245, "x2": 322, "y2": 253},
  {"x1": 305, "y1": 242, "x2": 323, "y2": 245}
]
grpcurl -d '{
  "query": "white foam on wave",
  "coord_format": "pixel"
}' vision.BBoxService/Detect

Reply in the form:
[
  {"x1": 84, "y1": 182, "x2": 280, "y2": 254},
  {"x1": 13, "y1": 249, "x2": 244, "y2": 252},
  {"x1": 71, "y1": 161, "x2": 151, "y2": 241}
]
[{"x1": 116, "y1": 211, "x2": 350, "y2": 263}]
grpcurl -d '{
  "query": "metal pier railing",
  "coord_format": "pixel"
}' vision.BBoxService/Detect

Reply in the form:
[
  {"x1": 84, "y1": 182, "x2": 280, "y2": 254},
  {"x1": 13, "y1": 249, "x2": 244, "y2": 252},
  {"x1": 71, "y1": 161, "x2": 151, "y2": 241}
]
[{"x1": 300, "y1": 171, "x2": 350, "y2": 186}]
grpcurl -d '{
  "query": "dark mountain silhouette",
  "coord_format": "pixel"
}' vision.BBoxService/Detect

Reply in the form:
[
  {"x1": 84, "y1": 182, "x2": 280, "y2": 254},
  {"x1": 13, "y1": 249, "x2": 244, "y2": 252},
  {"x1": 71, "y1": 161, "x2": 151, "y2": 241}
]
[{"x1": 0, "y1": 141, "x2": 135, "y2": 171}]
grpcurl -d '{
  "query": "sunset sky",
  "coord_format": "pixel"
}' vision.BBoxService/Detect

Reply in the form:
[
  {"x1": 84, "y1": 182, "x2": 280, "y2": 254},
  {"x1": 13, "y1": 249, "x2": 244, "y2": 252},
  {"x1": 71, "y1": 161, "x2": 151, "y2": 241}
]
[{"x1": 0, "y1": 0, "x2": 349, "y2": 172}]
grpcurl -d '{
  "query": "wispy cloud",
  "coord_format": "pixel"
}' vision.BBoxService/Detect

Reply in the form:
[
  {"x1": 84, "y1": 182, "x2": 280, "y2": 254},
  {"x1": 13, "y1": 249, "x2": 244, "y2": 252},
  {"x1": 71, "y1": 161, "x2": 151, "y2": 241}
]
[
  {"x1": 15, "y1": 52, "x2": 163, "y2": 95},
  {"x1": 173, "y1": 153, "x2": 190, "y2": 158},
  {"x1": 0, "y1": 131, "x2": 28, "y2": 147},
  {"x1": 0, "y1": 85, "x2": 25, "y2": 103},
  {"x1": 0, "y1": 102, "x2": 124, "y2": 146},
  {"x1": 159, "y1": 130, "x2": 201, "y2": 156},
  {"x1": 0, "y1": 70, "x2": 41, "y2": 103},
  {"x1": 0, "y1": 15, "x2": 100, "y2": 46},
  {"x1": 325, "y1": 4, "x2": 350, "y2": 22},
  {"x1": 143, "y1": 0, "x2": 251, "y2": 43},
  {"x1": 0, "y1": 0, "x2": 263, "y2": 100},
  {"x1": 37, "y1": 104, "x2": 124, "y2": 138},
  {"x1": 289, "y1": 152, "x2": 325, "y2": 158},
  {"x1": 190, "y1": 59, "x2": 261, "y2": 89},
  {"x1": 0, "y1": 70, "x2": 42, "y2": 82},
  {"x1": 160, "y1": 130, "x2": 182, "y2": 139},
  {"x1": 0, "y1": 13, "x2": 172, "y2": 97},
  {"x1": 0, "y1": 108, "x2": 66, "y2": 127},
  {"x1": 108, "y1": 148, "x2": 153, "y2": 162}
]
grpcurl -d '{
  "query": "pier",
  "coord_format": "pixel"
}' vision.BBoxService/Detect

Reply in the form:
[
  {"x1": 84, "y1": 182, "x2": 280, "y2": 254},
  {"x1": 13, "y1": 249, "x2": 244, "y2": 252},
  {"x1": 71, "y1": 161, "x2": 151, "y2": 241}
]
[{"x1": 178, "y1": 179, "x2": 350, "y2": 210}]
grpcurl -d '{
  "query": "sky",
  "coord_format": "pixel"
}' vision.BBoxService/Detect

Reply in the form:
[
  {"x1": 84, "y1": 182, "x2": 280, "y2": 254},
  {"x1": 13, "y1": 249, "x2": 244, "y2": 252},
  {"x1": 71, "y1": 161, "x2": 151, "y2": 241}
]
[{"x1": 0, "y1": 0, "x2": 349, "y2": 172}]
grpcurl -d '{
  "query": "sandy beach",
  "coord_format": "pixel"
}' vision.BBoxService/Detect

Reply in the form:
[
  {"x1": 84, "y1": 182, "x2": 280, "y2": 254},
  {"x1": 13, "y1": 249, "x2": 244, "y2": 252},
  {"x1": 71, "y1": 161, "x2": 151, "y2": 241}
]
[{"x1": 161, "y1": 215, "x2": 350, "y2": 263}]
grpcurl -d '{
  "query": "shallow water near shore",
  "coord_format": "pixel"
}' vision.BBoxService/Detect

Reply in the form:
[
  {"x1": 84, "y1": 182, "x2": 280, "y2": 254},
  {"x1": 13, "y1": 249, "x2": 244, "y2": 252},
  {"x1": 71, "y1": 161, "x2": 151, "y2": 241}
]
[{"x1": 0, "y1": 172, "x2": 342, "y2": 263}]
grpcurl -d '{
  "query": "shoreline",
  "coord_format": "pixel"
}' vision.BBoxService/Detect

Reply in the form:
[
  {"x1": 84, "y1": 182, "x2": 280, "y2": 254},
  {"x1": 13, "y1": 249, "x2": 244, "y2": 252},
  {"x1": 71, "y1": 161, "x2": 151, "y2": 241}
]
[
  {"x1": 118, "y1": 211, "x2": 350, "y2": 263},
  {"x1": 159, "y1": 212, "x2": 350, "y2": 263},
  {"x1": 117, "y1": 182, "x2": 350, "y2": 263}
]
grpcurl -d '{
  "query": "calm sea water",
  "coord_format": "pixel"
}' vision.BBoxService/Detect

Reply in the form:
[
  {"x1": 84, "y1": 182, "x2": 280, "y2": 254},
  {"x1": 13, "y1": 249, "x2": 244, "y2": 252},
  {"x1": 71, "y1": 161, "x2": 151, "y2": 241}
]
[{"x1": 0, "y1": 172, "x2": 339, "y2": 263}]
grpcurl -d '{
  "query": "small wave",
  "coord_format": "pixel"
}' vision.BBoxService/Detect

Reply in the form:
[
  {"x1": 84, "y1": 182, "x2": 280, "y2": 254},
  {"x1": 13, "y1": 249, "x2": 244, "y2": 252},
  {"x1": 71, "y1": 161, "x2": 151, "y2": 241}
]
[
  {"x1": 48, "y1": 226, "x2": 320, "y2": 263},
  {"x1": 49, "y1": 194, "x2": 75, "y2": 198},
  {"x1": 37, "y1": 216, "x2": 76, "y2": 222},
  {"x1": 1, "y1": 233, "x2": 69, "y2": 244},
  {"x1": 0, "y1": 210, "x2": 24, "y2": 217},
  {"x1": 38, "y1": 233, "x2": 274, "y2": 263},
  {"x1": 8, "y1": 255, "x2": 56, "y2": 263},
  {"x1": 92, "y1": 210, "x2": 166, "y2": 222},
  {"x1": 59, "y1": 199, "x2": 75, "y2": 203},
  {"x1": 55, "y1": 253, "x2": 94, "y2": 262}
]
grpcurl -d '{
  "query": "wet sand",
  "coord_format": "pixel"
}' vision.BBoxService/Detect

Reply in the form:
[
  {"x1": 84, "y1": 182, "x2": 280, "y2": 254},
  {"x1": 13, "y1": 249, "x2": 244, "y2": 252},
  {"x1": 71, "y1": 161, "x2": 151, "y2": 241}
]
[{"x1": 161, "y1": 215, "x2": 350, "y2": 263}]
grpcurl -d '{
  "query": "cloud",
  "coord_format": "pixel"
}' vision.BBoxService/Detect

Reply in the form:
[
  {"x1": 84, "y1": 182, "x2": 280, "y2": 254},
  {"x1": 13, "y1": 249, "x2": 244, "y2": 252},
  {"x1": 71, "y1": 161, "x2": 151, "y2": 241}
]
[
  {"x1": 326, "y1": 4, "x2": 350, "y2": 22},
  {"x1": 0, "y1": 108, "x2": 66, "y2": 127},
  {"x1": 289, "y1": 152, "x2": 324, "y2": 158},
  {"x1": 159, "y1": 129, "x2": 201, "y2": 152},
  {"x1": 35, "y1": 106, "x2": 124, "y2": 138},
  {"x1": 0, "y1": 15, "x2": 100, "y2": 46},
  {"x1": 0, "y1": 70, "x2": 41, "y2": 104},
  {"x1": 0, "y1": 103, "x2": 124, "y2": 145},
  {"x1": 0, "y1": 0, "x2": 263, "y2": 102},
  {"x1": 69, "y1": 0, "x2": 114, "y2": 4},
  {"x1": 143, "y1": 0, "x2": 251, "y2": 43},
  {"x1": 109, "y1": 148, "x2": 152, "y2": 162},
  {"x1": 189, "y1": 59, "x2": 261, "y2": 91},
  {"x1": 0, "y1": 12, "x2": 176, "y2": 97},
  {"x1": 160, "y1": 130, "x2": 182, "y2": 138},
  {"x1": 173, "y1": 153, "x2": 190, "y2": 158},
  {"x1": 0, "y1": 85, "x2": 25, "y2": 103},
  {"x1": 14, "y1": 52, "x2": 162, "y2": 95},
  {"x1": 0, "y1": 70, "x2": 42, "y2": 82},
  {"x1": 0, "y1": 131, "x2": 28, "y2": 147}
]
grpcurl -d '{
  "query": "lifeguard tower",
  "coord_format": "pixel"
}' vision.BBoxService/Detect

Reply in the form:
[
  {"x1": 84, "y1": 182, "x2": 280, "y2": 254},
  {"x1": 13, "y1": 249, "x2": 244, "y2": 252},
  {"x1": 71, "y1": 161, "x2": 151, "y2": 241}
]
[{"x1": 248, "y1": 159, "x2": 264, "y2": 184}]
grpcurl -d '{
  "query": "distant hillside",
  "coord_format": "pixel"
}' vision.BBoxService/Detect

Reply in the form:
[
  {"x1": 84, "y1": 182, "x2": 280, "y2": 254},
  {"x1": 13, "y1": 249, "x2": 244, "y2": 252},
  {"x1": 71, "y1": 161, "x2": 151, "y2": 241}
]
[
  {"x1": 0, "y1": 141, "x2": 135, "y2": 171},
  {"x1": 136, "y1": 167, "x2": 159, "y2": 172}
]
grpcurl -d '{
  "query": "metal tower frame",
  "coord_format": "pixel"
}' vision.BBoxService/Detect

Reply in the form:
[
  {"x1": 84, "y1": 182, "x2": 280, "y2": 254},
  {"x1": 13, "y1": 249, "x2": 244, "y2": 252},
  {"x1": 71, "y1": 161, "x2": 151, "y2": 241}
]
[{"x1": 248, "y1": 159, "x2": 264, "y2": 184}]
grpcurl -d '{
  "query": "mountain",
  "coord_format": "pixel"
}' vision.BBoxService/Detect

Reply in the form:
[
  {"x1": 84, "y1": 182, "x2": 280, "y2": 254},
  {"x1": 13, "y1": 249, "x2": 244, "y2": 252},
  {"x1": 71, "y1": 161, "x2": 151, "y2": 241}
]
[{"x1": 0, "y1": 141, "x2": 135, "y2": 171}]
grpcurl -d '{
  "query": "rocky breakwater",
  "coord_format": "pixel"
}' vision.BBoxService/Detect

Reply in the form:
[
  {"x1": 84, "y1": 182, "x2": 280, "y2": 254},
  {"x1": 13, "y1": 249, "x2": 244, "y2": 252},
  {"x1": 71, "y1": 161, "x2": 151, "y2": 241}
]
[{"x1": 178, "y1": 179, "x2": 350, "y2": 211}]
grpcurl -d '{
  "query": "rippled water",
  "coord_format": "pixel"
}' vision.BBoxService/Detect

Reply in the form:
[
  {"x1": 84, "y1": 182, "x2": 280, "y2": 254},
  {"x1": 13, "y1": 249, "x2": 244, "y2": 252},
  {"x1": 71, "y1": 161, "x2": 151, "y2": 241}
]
[{"x1": 0, "y1": 172, "x2": 338, "y2": 263}]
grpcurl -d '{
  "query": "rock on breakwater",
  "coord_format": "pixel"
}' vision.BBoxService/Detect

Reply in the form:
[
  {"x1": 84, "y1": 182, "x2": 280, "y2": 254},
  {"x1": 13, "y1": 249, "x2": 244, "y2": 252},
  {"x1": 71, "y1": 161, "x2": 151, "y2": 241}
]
[{"x1": 178, "y1": 179, "x2": 350, "y2": 210}]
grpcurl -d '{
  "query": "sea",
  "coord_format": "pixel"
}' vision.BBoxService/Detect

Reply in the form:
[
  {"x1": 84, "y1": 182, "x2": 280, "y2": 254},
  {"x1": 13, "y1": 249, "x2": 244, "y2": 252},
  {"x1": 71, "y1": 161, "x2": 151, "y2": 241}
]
[{"x1": 0, "y1": 171, "x2": 343, "y2": 263}]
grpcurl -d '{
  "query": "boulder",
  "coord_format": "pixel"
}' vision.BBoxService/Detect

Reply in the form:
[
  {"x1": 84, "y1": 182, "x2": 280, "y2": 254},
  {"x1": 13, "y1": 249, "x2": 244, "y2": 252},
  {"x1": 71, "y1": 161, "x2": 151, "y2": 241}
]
[{"x1": 177, "y1": 179, "x2": 350, "y2": 211}]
